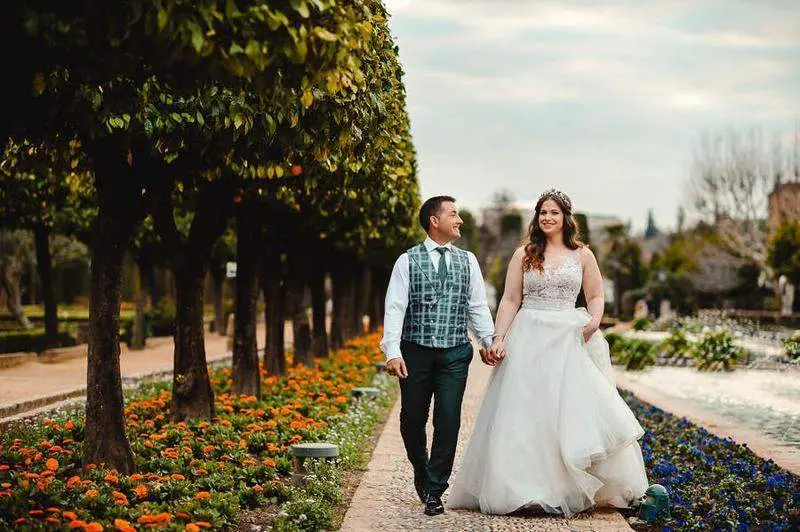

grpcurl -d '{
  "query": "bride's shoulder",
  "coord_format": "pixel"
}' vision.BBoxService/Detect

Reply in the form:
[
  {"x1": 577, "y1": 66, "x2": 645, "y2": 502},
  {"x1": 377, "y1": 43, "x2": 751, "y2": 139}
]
[{"x1": 576, "y1": 245, "x2": 598, "y2": 264}]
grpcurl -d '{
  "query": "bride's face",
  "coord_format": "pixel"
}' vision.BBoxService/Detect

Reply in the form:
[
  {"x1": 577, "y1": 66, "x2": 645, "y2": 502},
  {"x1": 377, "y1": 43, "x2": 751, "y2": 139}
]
[{"x1": 538, "y1": 199, "x2": 564, "y2": 236}]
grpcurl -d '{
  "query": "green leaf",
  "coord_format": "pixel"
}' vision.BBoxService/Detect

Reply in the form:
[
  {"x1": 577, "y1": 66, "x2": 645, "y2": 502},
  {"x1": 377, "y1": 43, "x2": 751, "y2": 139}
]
[
  {"x1": 229, "y1": 42, "x2": 244, "y2": 55},
  {"x1": 233, "y1": 115, "x2": 244, "y2": 129},
  {"x1": 157, "y1": 8, "x2": 168, "y2": 31},
  {"x1": 189, "y1": 21, "x2": 204, "y2": 53},
  {"x1": 290, "y1": 0, "x2": 310, "y2": 18},
  {"x1": 313, "y1": 27, "x2": 338, "y2": 42},
  {"x1": 300, "y1": 90, "x2": 313, "y2": 109},
  {"x1": 196, "y1": 112, "x2": 205, "y2": 126}
]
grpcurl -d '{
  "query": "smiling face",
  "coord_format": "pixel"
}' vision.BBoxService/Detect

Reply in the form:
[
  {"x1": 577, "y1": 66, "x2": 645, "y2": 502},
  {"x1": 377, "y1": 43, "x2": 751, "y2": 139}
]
[
  {"x1": 537, "y1": 198, "x2": 564, "y2": 237},
  {"x1": 430, "y1": 201, "x2": 463, "y2": 242}
]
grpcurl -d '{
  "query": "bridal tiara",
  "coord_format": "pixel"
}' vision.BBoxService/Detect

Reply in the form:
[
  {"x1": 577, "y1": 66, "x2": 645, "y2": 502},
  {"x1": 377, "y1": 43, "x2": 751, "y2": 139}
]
[{"x1": 538, "y1": 188, "x2": 572, "y2": 211}]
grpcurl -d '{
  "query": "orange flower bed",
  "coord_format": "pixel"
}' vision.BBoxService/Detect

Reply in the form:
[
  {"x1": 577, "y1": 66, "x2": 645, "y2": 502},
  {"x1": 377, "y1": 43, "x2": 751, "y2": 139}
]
[{"x1": 0, "y1": 333, "x2": 385, "y2": 530}]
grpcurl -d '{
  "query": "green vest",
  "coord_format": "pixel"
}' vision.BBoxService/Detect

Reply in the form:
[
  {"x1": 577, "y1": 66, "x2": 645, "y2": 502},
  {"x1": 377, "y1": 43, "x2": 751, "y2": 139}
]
[{"x1": 402, "y1": 243, "x2": 471, "y2": 348}]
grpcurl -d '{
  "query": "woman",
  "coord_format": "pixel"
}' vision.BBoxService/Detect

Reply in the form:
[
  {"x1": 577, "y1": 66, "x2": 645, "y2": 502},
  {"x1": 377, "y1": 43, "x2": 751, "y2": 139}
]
[{"x1": 448, "y1": 189, "x2": 648, "y2": 517}]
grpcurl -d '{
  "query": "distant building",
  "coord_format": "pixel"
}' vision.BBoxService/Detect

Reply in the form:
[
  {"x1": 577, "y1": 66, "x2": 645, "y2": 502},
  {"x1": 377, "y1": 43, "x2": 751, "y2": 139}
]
[{"x1": 767, "y1": 182, "x2": 800, "y2": 233}]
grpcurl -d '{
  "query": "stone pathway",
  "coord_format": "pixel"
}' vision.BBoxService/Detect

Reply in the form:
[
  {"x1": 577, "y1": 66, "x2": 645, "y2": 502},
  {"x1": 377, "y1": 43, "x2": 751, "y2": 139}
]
[
  {"x1": 341, "y1": 347, "x2": 633, "y2": 531},
  {"x1": 0, "y1": 325, "x2": 266, "y2": 413}
]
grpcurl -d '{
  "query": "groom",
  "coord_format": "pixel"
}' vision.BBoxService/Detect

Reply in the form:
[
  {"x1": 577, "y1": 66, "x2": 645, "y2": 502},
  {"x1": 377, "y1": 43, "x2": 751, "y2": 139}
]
[{"x1": 380, "y1": 195, "x2": 495, "y2": 516}]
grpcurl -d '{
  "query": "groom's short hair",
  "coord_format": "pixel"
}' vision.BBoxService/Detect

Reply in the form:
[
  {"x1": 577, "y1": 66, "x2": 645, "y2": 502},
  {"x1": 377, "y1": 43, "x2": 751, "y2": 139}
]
[{"x1": 419, "y1": 195, "x2": 456, "y2": 233}]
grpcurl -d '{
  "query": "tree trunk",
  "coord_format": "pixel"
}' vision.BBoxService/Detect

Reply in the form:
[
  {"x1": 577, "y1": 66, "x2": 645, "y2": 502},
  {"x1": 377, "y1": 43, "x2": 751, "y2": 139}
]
[
  {"x1": 310, "y1": 268, "x2": 329, "y2": 358},
  {"x1": 232, "y1": 207, "x2": 261, "y2": 396},
  {"x1": 83, "y1": 190, "x2": 138, "y2": 474},
  {"x1": 262, "y1": 251, "x2": 286, "y2": 376},
  {"x1": 152, "y1": 177, "x2": 232, "y2": 422},
  {"x1": 171, "y1": 266, "x2": 215, "y2": 421},
  {"x1": 330, "y1": 267, "x2": 346, "y2": 350},
  {"x1": 33, "y1": 226, "x2": 57, "y2": 342},
  {"x1": 130, "y1": 262, "x2": 147, "y2": 350},
  {"x1": 210, "y1": 269, "x2": 225, "y2": 335},
  {"x1": 0, "y1": 261, "x2": 33, "y2": 330},
  {"x1": 368, "y1": 266, "x2": 387, "y2": 332},
  {"x1": 288, "y1": 267, "x2": 312, "y2": 366}
]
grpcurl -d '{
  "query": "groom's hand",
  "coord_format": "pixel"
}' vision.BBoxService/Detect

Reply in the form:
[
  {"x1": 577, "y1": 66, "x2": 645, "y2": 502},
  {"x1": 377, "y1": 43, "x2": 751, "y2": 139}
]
[{"x1": 387, "y1": 358, "x2": 408, "y2": 379}]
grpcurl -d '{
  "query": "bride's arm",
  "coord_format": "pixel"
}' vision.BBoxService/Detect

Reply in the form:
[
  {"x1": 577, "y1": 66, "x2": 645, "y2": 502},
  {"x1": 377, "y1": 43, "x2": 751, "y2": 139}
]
[
  {"x1": 581, "y1": 247, "x2": 604, "y2": 340},
  {"x1": 489, "y1": 247, "x2": 524, "y2": 361}
]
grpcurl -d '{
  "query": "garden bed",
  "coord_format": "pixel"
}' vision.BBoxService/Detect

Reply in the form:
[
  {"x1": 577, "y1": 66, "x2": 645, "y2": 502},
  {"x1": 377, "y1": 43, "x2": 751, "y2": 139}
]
[
  {"x1": 622, "y1": 389, "x2": 799, "y2": 531},
  {"x1": 0, "y1": 332, "x2": 394, "y2": 531}
]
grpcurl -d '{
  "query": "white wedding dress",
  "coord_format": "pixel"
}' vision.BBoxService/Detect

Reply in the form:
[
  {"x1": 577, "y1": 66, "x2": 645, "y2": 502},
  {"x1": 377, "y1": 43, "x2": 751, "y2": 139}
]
[{"x1": 448, "y1": 253, "x2": 648, "y2": 516}]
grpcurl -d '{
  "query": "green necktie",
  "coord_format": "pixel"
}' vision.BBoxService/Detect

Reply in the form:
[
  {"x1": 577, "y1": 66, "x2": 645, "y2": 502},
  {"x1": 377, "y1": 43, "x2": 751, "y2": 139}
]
[{"x1": 436, "y1": 247, "x2": 448, "y2": 287}]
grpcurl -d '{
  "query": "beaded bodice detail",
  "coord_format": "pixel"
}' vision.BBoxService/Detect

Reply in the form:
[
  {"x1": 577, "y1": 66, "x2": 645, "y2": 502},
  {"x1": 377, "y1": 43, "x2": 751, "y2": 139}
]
[{"x1": 522, "y1": 253, "x2": 583, "y2": 311}]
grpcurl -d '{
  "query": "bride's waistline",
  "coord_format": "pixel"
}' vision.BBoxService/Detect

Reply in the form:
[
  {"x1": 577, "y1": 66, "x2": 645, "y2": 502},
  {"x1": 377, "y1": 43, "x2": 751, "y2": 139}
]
[{"x1": 520, "y1": 297, "x2": 579, "y2": 311}]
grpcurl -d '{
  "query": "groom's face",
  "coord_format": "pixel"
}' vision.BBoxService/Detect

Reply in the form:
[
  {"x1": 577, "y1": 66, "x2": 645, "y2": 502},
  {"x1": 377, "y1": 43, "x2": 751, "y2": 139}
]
[{"x1": 431, "y1": 201, "x2": 463, "y2": 241}]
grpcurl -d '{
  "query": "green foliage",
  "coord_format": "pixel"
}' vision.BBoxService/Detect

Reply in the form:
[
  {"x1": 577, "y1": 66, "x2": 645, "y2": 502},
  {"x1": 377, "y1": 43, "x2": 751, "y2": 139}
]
[
  {"x1": 632, "y1": 316, "x2": 652, "y2": 331},
  {"x1": 0, "y1": 328, "x2": 76, "y2": 354},
  {"x1": 767, "y1": 220, "x2": 800, "y2": 286},
  {"x1": 500, "y1": 212, "x2": 523, "y2": 237},
  {"x1": 457, "y1": 209, "x2": 478, "y2": 254},
  {"x1": 782, "y1": 332, "x2": 800, "y2": 360},
  {"x1": 690, "y1": 330, "x2": 746, "y2": 371},
  {"x1": 573, "y1": 212, "x2": 590, "y2": 246},
  {"x1": 609, "y1": 337, "x2": 657, "y2": 370},
  {"x1": 660, "y1": 329, "x2": 691, "y2": 359}
]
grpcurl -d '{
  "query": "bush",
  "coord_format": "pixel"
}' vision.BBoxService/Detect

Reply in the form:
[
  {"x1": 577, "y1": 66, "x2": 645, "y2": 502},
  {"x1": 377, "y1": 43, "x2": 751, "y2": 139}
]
[
  {"x1": 690, "y1": 330, "x2": 746, "y2": 371},
  {"x1": 783, "y1": 332, "x2": 800, "y2": 360},
  {"x1": 610, "y1": 337, "x2": 656, "y2": 370},
  {"x1": 660, "y1": 330, "x2": 691, "y2": 359},
  {"x1": 0, "y1": 328, "x2": 77, "y2": 354},
  {"x1": 631, "y1": 316, "x2": 652, "y2": 331}
]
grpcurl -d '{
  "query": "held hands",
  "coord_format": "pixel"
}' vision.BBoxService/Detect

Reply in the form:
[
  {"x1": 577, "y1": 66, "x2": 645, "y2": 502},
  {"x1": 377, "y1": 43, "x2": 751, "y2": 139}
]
[{"x1": 480, "y1": 337, "x2": 506, "y2": 366}]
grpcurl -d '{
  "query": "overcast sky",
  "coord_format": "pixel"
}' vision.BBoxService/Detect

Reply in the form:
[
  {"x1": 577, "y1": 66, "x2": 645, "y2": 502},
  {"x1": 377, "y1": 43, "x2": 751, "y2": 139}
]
[{"x1": 384, "y1": 0, "x2": 800, "y2": 232}]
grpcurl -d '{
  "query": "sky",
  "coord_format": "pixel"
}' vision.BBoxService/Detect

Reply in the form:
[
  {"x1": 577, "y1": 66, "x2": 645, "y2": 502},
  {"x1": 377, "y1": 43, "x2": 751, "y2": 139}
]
[{"x1": 383, "y1": 0, "x2": 800, "y2": 233}]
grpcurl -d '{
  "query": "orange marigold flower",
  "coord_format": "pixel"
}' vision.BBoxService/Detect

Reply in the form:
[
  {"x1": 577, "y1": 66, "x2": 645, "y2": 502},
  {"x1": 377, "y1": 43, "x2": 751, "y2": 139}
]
[
  {"x1": 65, "y1": 420, "x2": 74, "y2": 430},
  {"x1": 14, "y1": 518, "x2": 27, "y2": 525},
  {"x1": 194, "y1": 522, "x2": 212, "y2": 528},
  {"x1": 85, "y1": 522, "x2": 104, "y2": 532},
  {"x1": 29, "y1": 509, "x2": 45, "y2": 516},
  {"x1": 262, "y1": 459, "x2": 276, "y2": 468},
  {"x1": 171, "y1": 473, "x2": 185, "y2": 481},
  {"x1": 0, "y1": 465, "x2": 9, "y2": 471},
  {"x1": 45, "y1": 458, "x2": 59, "y2": 471},
  {"x1": 104, "y1": 474, "x2": 118, "y2": 484},
  {"x1": 134, "y1": 484, "x2": 148, "y2": 499},
  {"x1": 45, "y1": 517, "x2": 61, "y2": 524},
  {"x1": 114, "y1": 518, "x2": 135, "y2": 532},
  {"x1": 66, "y1": 476, "x2": 82, "y2": 489},
  {"x1": 63, "y1": 511, "x2": 78, "y2": 520},
  {"x1": 253, "y1": 484, "x2": 264, "y2": 493},
  {"x1": 194, "y1": 491, "x2": 212, "y2": 501},
  {"x1": 185, "y1": 525, "x2": 201, "y2": 532},
  {"x1": 85, "y1": 489, "x2": 99, "y2": 498},
  {"x1": 69, "y1": 520, "x2": 88, "y2": 529}
]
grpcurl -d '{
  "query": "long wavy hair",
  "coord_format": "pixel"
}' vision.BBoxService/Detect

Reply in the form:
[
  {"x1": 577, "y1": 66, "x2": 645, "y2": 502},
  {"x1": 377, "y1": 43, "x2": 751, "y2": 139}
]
[{"x1": 522, "y1": 190, "x2": 584, "y2": 272}]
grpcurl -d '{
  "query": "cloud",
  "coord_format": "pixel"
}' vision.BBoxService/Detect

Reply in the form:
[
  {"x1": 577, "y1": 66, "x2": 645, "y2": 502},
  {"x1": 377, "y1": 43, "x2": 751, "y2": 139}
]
[{"x1": 386, "y1": 0, "x2": 800, "y2": 230}]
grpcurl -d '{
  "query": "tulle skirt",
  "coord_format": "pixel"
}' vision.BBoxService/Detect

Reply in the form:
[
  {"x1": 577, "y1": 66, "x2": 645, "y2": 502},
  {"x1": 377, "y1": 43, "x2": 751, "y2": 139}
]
[{"x1": 448, "y1": 304, "x2": 648, "y2": 516}]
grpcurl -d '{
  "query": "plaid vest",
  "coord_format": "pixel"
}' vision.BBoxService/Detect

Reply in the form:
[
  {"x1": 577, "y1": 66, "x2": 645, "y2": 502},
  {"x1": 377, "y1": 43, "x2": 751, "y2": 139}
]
[{"x1": 401, "y1": 243, "x2": 471, "y2": 348}]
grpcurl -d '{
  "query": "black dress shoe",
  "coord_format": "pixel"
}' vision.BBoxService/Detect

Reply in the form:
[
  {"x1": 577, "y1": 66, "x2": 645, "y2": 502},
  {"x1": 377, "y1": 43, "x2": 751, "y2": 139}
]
[
  {"x1": 413, "y1": 471, "x2": 427, "y2": 502},
  {"x1": 424, "y1": 493, "x2": 444, "y2": 516}
]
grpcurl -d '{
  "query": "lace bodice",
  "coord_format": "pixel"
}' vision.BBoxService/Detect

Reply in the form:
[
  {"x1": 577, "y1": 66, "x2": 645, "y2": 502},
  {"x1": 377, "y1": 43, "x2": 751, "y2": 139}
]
[{"x1": 522, "y1": 253, "x2": 583, "y2": 310}]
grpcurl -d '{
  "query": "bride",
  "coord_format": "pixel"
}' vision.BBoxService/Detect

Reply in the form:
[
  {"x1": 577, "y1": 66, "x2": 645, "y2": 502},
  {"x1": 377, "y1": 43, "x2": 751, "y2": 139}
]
[{"x1": 448, "y1": 189, "x2": 649, "y2": 516}]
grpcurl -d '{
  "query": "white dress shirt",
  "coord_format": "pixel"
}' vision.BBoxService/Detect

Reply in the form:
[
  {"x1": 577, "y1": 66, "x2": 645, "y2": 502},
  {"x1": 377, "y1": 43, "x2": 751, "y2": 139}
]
[{"x1": 380, "y1": 237, "x2": 495, "y2": 361}]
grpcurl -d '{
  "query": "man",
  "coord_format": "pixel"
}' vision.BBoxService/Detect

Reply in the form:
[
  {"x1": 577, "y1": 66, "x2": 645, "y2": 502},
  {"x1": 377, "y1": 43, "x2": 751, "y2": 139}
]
[{"x1": 380, "y1": 195, "x2": 494, "y2": 516}]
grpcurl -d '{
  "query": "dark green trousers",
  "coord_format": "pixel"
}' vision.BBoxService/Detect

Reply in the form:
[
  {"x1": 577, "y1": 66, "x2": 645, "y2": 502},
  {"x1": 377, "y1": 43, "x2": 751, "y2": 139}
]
[{"x1": 399, "y1": 339, "x2": 473, "y2": 496}]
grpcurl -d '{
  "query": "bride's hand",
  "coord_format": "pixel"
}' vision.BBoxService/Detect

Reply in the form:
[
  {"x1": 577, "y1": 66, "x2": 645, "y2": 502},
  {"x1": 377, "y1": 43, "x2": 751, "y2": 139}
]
[
  {"x1": 489, "y1": 338, "x2": 506, "y2": 363},
  {"x1": 582, "y1": 324, "x2": 598, "y2": 343}
]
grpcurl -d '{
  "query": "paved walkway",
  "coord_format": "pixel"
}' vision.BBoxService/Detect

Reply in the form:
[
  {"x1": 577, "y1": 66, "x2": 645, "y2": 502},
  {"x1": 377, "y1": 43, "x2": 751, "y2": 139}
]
[
  {"x1": 0, "y1": 325, "x2": 266, "y2": 409},
  {"x1": 341, "y1": 347, "x2": 632, "y2": 531}
]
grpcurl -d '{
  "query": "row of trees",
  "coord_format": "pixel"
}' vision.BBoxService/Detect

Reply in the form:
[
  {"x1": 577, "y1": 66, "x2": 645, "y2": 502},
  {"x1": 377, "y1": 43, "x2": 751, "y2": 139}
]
[{"x1": 1, "y1": 0, "x2": 419, "y2": 474}]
